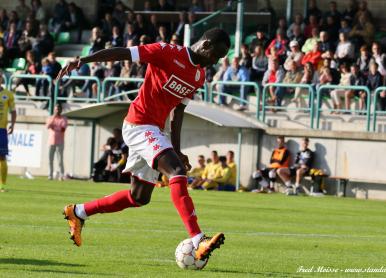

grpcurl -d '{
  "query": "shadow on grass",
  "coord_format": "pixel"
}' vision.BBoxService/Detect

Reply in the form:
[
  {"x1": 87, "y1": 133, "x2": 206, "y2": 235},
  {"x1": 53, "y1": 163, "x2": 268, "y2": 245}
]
[
  {"x1": 207, "y1": 268, "x2": 303, "y2": 277},
  {"x1": 0, "y1": 258, "x2": 85, "y2": 267},
  {"x1": 0, "y1": 267, "x2": 118, "y2": 277}
]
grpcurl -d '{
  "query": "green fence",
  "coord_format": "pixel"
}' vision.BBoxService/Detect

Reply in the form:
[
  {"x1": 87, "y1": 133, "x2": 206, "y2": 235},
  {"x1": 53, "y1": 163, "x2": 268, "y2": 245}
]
[
  {"x1": 54, "y1": 76, "x2": 101, "y2": 107},
  {"x1": 372, "y1": 86, "x2": 386, "y2": 132},
  {"x1": 101, "y1": 77, "x2": 144, "y2": 102},
  {"x1": 209, "y1": 80, "x2": 261, "y2": 119},
  {"x1": 1, "y1": 73, "x2": 8, "y2": 88},
  {"x1": 261, "y1": 83, "x2": 315, "y2": 128},
  {"x1": 315, "y1": 85, "x2": 371, "y2": 131},
  {"x1": 8, "y1": 74, "x2": 53, "y2": 114}
]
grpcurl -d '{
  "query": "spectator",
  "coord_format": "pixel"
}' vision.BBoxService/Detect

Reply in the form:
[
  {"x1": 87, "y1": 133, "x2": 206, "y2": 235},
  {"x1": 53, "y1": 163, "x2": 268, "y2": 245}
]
[
  {"x1": 8, "y1": 11, "x2": 23, "y2": 31},
  {"x1": 192, "y1": 150, "x2": 221, "y2": 189},
  {"x1": 213, "y1": 156, "x2": 235, "y2": 191},
  {"x1": 16, "y1": 0, "x2": 31, "y2": 22},
  {"x1": 155, "y1": 0, "x2": 174, "y2": 11},
  {"x1": 212, "y1": 57, "x2": 229, "y2": 91},
  {"x1": 306, "y1": 0, "x2": 322, "y2": 24},
  {"x1": 49, "y1": 0, "x2": 70, "y2": 35},
  {"x1": 110, "y1": 25, "x2": 123, "y2": 47},
  {"x1": 304, "y1": 14, "x2": 319, "y2": 39},
  {"x1": 13, "y1": 50, "x2": 40, "y2": 95},
  {"x1": 356, "y1": 45, "x2": 370, "y2": 76},
  {"x1": 319, "y1": 31, "x2": 334, "y2": 55},
  {"x1": 293, "y1": 62, "x2": 318, "y2": 108},
  {"x1": 322, "y1": 1, "x2": 341, "y2": 29},
  {"x1": 370, "y1": 42, "x2": 386, "y2": 77},
  {"x1": 322, "y1": 15, "x2": 339, "y2": 42},
  {"x1": 339, "y1": 18, "x2": 352, "y2": 35},
  {"x1": 109, "y1": 60, "x2": 134, "y2": 100},
  {"x1": 302, "y1": 27, "x2": 319, "y2": 53},
  {"x1": 155, "y1": 25, "x2": 169, "y2": 43},
  {"x1": 276, "y1": 17, "x2": 288, "y2": 38},
  {"x1": 105, "y1": 133, "x2": 128, "y2": 183},
  {"x1": 32, "y1": 24, "x2": 54, "y2": 58},
  {"x1": 60, "y1": 63, "x2": 91, "y2": 99},
  {"x1": 342, "y1": 0, "x2": 358, "y2": 24},
  {"x1": 330, "y1": 63, "x2": 352, "y2": 113},
  {"x1": 143, "y1": 0, "x2": 152, "y2": 11},
  {"x1": 174, "y1": 11, "x2": 187, "y2": 38},
  {"x1": 349, "y1": 13, "x2": 374, "y2": 46},
  {"x1": 31, "y1": 0, "x2": 46, "y2": 23},
  {"x1": 284, "y1": 40, "x2": 304, "y2": 71},
  {"x1": 249, "y1": 31, "x2": 269, "y2": 53},
  {"x1": 0, "y1": 9, "x2": 8, "y2": 31},
  {"x1": 112, "y1": 2, "x2": 127, "y2": 28},
  {"x1": 251, "y1": 135, "x2": 290, "y2": 193},
  {"x1": 221, "y1": 57, "x2": 250, "y2": 110},
  {"x1": 123, "y1": 22, "x2": 138, "y2": 46},
  {"x1": 301, "y1": 41, "x2": 322, "y2": 69},
  {"x1": 17, "y1": 21, "x2": 36, "y2": 55},
  {"x1": 46, "y1": 104, "x2": 68, "y2": 181},
  {"x1": 355, "y1": 0, "x2": 373, "y2": 23},
  {"x1": 3, "y1": 22, "x2": 20, "y2": 59},
  {"x1": 189, "y1": 0, "x2": 203, "y2": 13},
  {"x1": 239, "y1": 43, "x2": 252, "y2": 69},
  {"x1": 66, "y1": 2, "x2": 86, "y2": 43},
  {"x1": 251, "y1": 45, "x2": 268, "y2": 83},
  {"x1": 135, "y1": 14, "x2": 147, "y2": 37},
  {"x1": 335, "y1": 32, "x2": 354, "y2": 64},
  {"x1": 288, "y1": 24, "x2": 305, "y2": 48},
  {"x1": 0, "y1": 42, "x2": 8, "y2": 68},
  {"x1": 347, "y1": 64, "x2": 367, "y2": 112},
  {"x1": 188, "y1": 155, "x2": 206, "y2": 188},
  {"x1": 90, "y1": 26, "x2": 105, "y2": 54},
  {"x1": 277, "y1": 137, "x2": 314, "y2": 195},
  {"x1": 226, "y1": 150, "x2": 237, "y2": 188},
  {"x1": 276, "y1": 60, "x2": 302, "y2": 107},
  {"x1": 170, "y1": 34, "x2": 180, "y2": 45},
  {"x1": 262, "y1": 58, "x2": 285, "y2": 106},
  {"x1": 92, "y1": 137, "x2": 115, "y2": 182},
  {"x1": 265, "y1": 30, "x2": 287, "y2": 62},
  {"x1": 287, "y1": 13, "x2": 305, "y2": 39},
  {"x1": 147, "y1": 14, "x2": 159, "y2": 41},
  {"x1": 366, "y1": 62, "x2": 385, "y2": 111},
  {"x1": 101, "y1": 12, "x2": 118, "y2": 37}
]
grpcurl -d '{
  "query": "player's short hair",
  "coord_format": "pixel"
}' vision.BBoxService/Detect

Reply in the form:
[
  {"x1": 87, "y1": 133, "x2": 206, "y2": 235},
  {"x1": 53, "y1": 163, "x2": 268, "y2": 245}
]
[
  {"x1": 228, "y1": 150, "x2": 234, "y2": 157},
  {"x1": 219, "y1": 156, "x2": 227, "y2": 163},
  {"x1": 201, "y1": 28, "x2": 231, "y2": 48},
  {"x1": 277, "y1": 135, "x2": 285, "y2": 140},
  {"x1": 303, "y1": 137, "x2": 310, "y2": 143},
  {"x1": 198, "y1": 155, "x2": 204, "y2": 159},
  {"x1": 211, "y1": 150, "x2": 218, "y2": 156}
]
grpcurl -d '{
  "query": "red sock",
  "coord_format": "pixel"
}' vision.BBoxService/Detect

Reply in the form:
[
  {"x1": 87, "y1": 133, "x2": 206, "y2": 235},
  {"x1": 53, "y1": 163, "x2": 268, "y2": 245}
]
[
  {"x1": 84, "y1": 190, "x2": 139, "y2": 216},
  {"x1": 169, "y1": 175, "x2": 201, "y2": 237}
]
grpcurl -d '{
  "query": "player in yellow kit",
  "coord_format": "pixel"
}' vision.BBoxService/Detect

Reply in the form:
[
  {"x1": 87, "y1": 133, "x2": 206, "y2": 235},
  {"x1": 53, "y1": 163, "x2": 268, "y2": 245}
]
[{"x1": 0, "y1": 74, "x2": 17, "y2": 192}]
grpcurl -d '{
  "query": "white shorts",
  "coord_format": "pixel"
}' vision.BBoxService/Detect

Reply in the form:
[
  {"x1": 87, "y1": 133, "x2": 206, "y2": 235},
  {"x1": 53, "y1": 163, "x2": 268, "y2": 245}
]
[{"x1": 122, "y1": 122, "x2": 173, "y2": 185}]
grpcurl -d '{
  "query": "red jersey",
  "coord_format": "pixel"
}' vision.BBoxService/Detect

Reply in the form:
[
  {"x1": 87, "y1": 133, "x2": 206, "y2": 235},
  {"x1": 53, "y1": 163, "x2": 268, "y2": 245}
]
[{"x1": 125, "y1": 42, "x2": 206, "y2": 129}]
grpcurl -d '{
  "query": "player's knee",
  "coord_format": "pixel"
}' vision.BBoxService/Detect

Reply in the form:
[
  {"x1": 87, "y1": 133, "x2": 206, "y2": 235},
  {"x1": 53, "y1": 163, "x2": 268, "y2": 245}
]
[
  {"x1": 169, "y1": 166, "x2": 186, "y2": 177},
  {"x1": 132, "y1": 192, "x2": 152, "y2": 206}
]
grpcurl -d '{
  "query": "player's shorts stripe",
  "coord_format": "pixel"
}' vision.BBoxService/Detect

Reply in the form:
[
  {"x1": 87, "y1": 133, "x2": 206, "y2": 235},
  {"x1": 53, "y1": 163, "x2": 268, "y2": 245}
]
[{"x1": 129, "y1": 46, "x2": 140, "y2": 62}]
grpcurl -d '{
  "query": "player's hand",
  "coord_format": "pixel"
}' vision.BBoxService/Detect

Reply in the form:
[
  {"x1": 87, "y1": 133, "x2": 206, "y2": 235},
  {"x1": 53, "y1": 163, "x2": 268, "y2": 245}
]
[
  {"x1": 7, "y1": 124, "x2": 14, "y2": 135},
  {"x1": 178, "y1": 152, "x2": 192, "y2": 171},
  {"x1": 56, "y1": 57, "x2": 82, "y2": 80}
]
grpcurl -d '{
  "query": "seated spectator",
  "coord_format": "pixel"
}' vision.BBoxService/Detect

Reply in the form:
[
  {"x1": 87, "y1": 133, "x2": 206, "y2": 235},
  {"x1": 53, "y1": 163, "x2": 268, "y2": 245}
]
[
  {"x1": 155, "y1": 25, "x2": 169, "y2": 43},
  {"x1": 135, "y1": 14, "x2": 147, "y2": 37},
  {"x1": 192, "y1": 150, "x2": 221, "y2": 189},
  {"x1": 342, "y1": 0, "x2": 358, "y2": 25},
  {"x1": 16, "y1": 0, "x2": 31, "y2": 22},
  {"x1": 174, "y1": 11, "x2": 187, "y2": 38},
  {"x1": 66, "y1": 2, "x2": 86, "y2": 43},
  {"x1": 301, "y1": 27, "x2": 319, "y2": 53},
  {"x1": 330, "y1": 63, "x2": 352, "y2": 113},
  {"x1": 147, "y1": 14, "x2": 159, "y2": 41},
  {"x1": 32, "y1": 24, "x2": 54, "y2": 59},
  {"x1": 13, "y1": 50, "x2": 40, "y2": 95},
  {"x1": 189, "y1": 0, "x2": 203, "y2": 13},
  {"x1": 356, "y1": 0, "x2": 373, "y2": 23},
  {"x1": 251, "y1": 45, "x2": 268, "y2": 83},
  {"x1": 306, "y1": 0, "x2": 322, "y2": 24},
  {"x1": 347, "y1": 64, "x2": 366, "y2": 112},
  {"x1": 110, "y1": 60, "x2": 135, "y2": 100},
  {"x1": 110, "y1": 25, "x2": 123, "y2": 47},
  {"x1": 249, "y1": 31, "x2": 269, "y2": 53},
  {"x1": 123, "y1": 22, "x2": 138, "y2": 45},
  {"x1": 221, "y1": 57, "x2": 250, "y2": 110},
  {"x1": 265, "y1": 30, "x2": 287, "y2": 63},
  {"x1": 31, "y1": 0, "x2": 46, "y2": 23},
  {"x1": 322, "y1": 1, "x2": 341, "y2": 27},
  {"x1": 105, "y1": 136, "x2": 128, "y2": 183},
  {"x1": 287, "y1": 13, "x2": 305, "y2": 39},
  {"x1": 201, "y1": 156, "x2": 233, "y2": 191},
  {"x1": 49, "y1": 0, "x2": 70, "y2": 36},
  {"x1": 370, "y1": 42, "x2": 386, "y2": 77},
  {"x1": 112, "y1": 2, "x2": 127, "y2": 28},
  {"x1": 304, "y1": 14, "x2": 319, "y2": 38},
  {"x1": 293, "y1": 62, "x2": 318, "y2": 108},
  {"x1": 322, "y1": 15, "x2": 339, "y2": 42},
  {"x1": 277, "y1": 137, "x2": 314, "y2": 195},
  {"x1": 276, "y1": 61, "x2": 302, "y2": 107},
  {"x1": 301, "y1": 41, "x2": 322, "y2": 69},
  {"x1": 213, "y1": 57, "x2": 229, "y2": 91},
  {"x1": 276, "y1": 17, "x2": 288, "y2": 37},
  {"x1": 3, "y1": 22, "x2": 21, "y2": 59},
  {"x1": 356, "y1": 45, "x2": 370, "y2": 76},
  {"x1": 319, "y1": 31, "x2": 334, "y2": 55},
  {"x1": 9, "y1": 11, "x2": 23, "y2": 31},
  {"x1": 92, "y1": 137, "x2": 115, "y2": 182},
  {"x1": 239, "y1": 44, "x2": 252, "y2": 69},
  {"x1": 251, "y1": 135, "x2": 290, "y2": 193},
  {"x1": 155, "y1": 0, "x2": 174, "y2": 11},
  {"x1": 100, "y1": 12, "x2": 119, "y2": 37},
  {"x1": 366, "y1": 62, "x2": 385, "y2": 111},
  {"x1": 90, "y1": 27, "x2": 105, "y2": 54},
  {"x1": 349, "y1": 13, "x2": 374, "y2": 47},
  {"x1": 335, "y1": 32, "x2": 354, "y2": 65},
  {"x1": 338, "y1": 18, "x2": 352, "y2": 35},
  {"x1": 170, "y1": 34, "x2": 180, "y2": 45},
  {"x1": 284, "y1": 40, "x2": 304, "y2": 71},
  {"x1": 0, "y1": 9, "x2": 8, "y2": 31},
  {"x1": 262, "y1": 58, "x2": 285, "y2": 106},
  {"x1": 17, "y1": 21, "x2": 36, "y2": 56},
  {"x1": 188, "y1": 155, "x2": 206, "y2": 188},
  {"x1": 288, "y1": 24, "x2": 305, "y2": 48}
]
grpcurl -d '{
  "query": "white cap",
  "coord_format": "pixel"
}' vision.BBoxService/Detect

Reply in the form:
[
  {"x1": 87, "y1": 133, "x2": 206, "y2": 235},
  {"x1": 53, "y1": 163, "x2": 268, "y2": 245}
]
[{"x1": 289, "y1": 40, "x2": 299, "y2": 47}]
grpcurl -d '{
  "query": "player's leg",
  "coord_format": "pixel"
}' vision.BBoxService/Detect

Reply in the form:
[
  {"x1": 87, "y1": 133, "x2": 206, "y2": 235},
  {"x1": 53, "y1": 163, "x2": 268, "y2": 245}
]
[
  {"x1": 0, "y1": 156, "x2": 7, "y2": 192},
  {"x1": 48, "y1": 145, "x2": 55, "y2": 180},
  {"x1": 156, "y1": 149, "x2": 225, "y2": 260},
  {"x1": 57, "y1": 144, "x2": 65, "y2": 180}
]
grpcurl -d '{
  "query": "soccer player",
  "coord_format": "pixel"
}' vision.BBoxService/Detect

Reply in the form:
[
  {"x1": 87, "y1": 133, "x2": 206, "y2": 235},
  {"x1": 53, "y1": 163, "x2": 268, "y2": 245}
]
[
  {"x1": 57, "y1": 28, "x2": 230, "y2": 260},
  {"x1": 0, "y1": 73, "x2": 17, "y2": 192}
]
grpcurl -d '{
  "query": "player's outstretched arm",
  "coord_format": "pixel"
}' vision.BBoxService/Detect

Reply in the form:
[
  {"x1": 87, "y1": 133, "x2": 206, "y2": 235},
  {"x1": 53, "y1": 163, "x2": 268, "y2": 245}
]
[
  {"x1": 56, "y1": 47, "x2": 132, "y2": 80},
  {"x1": 170, "y1": 103, "x2": 191, "y2": 171}
]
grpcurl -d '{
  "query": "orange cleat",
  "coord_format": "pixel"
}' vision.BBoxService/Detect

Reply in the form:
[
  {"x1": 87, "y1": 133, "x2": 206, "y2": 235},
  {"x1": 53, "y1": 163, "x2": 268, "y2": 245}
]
[
  {"x1": 195, "y1": 233, "x2": 225, "y2": 260},
  {"x1": 63, "y1": 204, "x2": 84, "y2": 247}
]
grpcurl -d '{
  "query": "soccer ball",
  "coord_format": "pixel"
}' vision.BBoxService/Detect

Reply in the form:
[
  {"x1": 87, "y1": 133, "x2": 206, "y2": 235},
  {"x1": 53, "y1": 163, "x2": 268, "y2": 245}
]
[{"x1": 175, "y1": 238, "x2": 208, "y2": 270}]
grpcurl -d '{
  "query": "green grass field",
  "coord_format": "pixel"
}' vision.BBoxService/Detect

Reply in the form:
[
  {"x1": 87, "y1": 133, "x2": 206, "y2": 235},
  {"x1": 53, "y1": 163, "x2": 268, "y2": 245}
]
[{"x1": 1, "y1": 176, "x2": 386, "y2": 277}]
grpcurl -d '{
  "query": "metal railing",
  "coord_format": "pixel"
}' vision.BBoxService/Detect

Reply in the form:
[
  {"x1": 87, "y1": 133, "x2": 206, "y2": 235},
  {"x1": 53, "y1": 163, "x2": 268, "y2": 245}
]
[
  {"x1": 315, "y1": 85, "x2": 371, "y2": 131},
  {"x1": 1, "y1": 73, "x2": 8, "y2": 88},
  {"x1": 54, "y1": 76, "x2": 101, "y2": 107},
  {"x1": 101, "y1": 77, "x2": 144, "y2": 102},
  {"x1": 209, "y1": 80, "x2": 261, "y2": 120},
  {"x1": 261, "y1": 83, "x2": 315, "y2": 128},
  {"x1": 8, "y1": 74, "x2": 53, "y2": 114},
  {"x1": 372, "y1": 86, "x2": 386, "y2": 132}
]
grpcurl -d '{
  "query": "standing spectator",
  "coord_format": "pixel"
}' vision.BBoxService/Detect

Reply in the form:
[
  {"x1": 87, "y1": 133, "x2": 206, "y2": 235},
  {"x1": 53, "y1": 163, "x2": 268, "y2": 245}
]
[
  {"x1": 301, "y1": 41, "x2": 322, "y2": 69},
  {"x1": 302, "y1": 27, "x2": 319, "y2": 53},
  {"x1": 356, "y1": 45, "x2": 370, "y2": 76},
  {"x1": 276, "y1": 61, "x2": 302, "y2": 107},
  {"x1": 330, "y1": 63, "x2": 352, "y2": 113},
  {"x1": 16, "y1": 0, "x2": 31, "y2": 22},
  {"x1": 251, "y1": 45, "x2": 268, "y2": 83},
  {"x1": 277, "y1": 137, "x2": 314, "y2": 195},
  {"x1": 335, "y1": 32, "x2": 354, "y2": 64},
  {"x1": 284, "y1": 40, "x2": 304, "y2": 71},
  {"x1": 221, "y1": 57, "x2": 250, "y2": 110},
  {"x1": 249, "y1": 31, "x2": 269, "y2": 53},
  {"x1": 262, "y1": 58, "x2": 285, "y2": 106},
  {"x1": 31, "y1": 0, "x2": 46, "y2": 23},
  {"x1": 347, "y1": 64, "x2": 366, "y2": 113},
  {"x1": 366, "y1": 63, "x2": 385, "y2": 111},
  {"x1": 46, "y1": 104, "x2": 68, "y2": 181}
]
